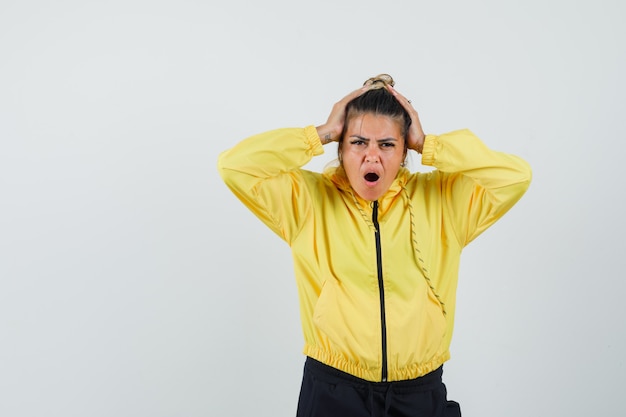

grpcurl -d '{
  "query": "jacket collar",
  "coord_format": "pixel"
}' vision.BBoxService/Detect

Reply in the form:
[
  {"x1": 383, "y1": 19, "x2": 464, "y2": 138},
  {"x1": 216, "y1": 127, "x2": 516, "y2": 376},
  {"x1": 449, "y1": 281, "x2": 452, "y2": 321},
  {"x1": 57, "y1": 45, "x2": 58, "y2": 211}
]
[{"x1": 324, "y1": 166, "x2": 410, "y2": 206}]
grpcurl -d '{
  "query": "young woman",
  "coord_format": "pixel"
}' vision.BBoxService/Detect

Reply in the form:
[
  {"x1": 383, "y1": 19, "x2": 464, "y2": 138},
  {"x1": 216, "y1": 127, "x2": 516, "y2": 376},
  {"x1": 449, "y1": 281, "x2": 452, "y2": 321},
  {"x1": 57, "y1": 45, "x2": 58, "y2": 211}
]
[{"x1": 218, "y1": 75, "x2": 531, "y2": 417}]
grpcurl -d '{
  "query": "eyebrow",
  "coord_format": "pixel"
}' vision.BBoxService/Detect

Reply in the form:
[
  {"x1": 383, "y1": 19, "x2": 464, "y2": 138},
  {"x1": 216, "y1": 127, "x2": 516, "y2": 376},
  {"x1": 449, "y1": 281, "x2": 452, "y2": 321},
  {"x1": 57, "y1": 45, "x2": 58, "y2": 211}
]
[{"x1": 349, "y1": 135, "x2": 398, "y2": 143}]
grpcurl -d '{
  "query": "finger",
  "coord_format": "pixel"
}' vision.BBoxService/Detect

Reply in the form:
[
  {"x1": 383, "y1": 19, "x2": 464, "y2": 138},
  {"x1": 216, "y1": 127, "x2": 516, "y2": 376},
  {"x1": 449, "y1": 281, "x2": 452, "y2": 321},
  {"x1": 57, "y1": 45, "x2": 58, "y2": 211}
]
[
  {"x1": 385, "y1": 85, "x2": 414, "y2": 112},
  {"x1": 339, "y1": 85, "x2": 370, "y2": 105},
  {"x1": 385, "y1": 85, "x2": 424, "y2": 146}
]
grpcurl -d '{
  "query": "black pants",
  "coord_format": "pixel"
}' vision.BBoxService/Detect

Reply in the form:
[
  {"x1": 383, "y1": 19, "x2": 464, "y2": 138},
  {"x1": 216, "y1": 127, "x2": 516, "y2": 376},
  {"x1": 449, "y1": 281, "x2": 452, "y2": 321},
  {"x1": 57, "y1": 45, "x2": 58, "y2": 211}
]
[{"x1": 296, "y1": 358, "x2": 461, "y2": 417}]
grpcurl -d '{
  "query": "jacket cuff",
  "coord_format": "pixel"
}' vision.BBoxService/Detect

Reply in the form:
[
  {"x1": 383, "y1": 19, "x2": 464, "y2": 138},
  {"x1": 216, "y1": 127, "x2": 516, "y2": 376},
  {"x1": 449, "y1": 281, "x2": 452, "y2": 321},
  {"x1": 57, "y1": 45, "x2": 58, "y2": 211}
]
[
  {"x1": 305, "y1": 125, "x2": 325, "y2": 156},
  {"x1": 421, "y1": 134, "x2": 437, "y2": 166}
]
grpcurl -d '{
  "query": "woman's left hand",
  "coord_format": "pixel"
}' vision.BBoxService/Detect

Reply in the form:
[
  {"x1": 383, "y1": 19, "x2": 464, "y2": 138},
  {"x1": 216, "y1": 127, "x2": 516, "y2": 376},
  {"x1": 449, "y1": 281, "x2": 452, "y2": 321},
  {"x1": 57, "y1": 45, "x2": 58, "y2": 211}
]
[
  {"x1": 386, "y1": 85, "x2": 426, "y2": 153},
  {"x1": 316, "y1": 86, "x2": 370, "y2": 145}
]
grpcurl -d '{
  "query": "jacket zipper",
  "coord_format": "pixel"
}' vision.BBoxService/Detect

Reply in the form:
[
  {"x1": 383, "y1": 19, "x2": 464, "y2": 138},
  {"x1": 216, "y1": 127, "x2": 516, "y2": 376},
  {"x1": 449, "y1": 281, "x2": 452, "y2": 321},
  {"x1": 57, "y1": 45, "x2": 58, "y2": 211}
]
[{"x1": 372, "y1": 201, "x2": 388, "y2": 382}]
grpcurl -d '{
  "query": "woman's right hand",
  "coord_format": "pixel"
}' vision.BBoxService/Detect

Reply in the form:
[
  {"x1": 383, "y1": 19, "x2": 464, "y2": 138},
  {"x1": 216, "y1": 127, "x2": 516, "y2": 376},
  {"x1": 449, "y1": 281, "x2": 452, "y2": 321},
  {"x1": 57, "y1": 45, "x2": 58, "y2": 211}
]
[
  {"x1": 385, "y1": 85, "x2": 426, "y2": 153},
  {"x1": 316, "y1": 86, "x2": 370, "y2": 145}
]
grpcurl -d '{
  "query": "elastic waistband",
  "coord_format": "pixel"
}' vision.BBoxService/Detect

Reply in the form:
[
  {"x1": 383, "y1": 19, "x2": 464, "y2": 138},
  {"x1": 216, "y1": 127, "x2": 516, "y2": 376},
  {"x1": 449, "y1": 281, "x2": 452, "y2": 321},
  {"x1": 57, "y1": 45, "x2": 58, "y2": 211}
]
[{"x1": 304, "y1": 357, "x2": 443, "y2": 393}]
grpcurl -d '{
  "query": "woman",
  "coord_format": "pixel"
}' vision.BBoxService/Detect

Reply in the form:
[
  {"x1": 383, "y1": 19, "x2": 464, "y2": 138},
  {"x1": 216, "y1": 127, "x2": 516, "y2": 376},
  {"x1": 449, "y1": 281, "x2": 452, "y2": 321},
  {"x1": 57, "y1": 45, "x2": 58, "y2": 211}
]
[{"x1": 217, "y1": 75, "x2": 531, "y2": 416}]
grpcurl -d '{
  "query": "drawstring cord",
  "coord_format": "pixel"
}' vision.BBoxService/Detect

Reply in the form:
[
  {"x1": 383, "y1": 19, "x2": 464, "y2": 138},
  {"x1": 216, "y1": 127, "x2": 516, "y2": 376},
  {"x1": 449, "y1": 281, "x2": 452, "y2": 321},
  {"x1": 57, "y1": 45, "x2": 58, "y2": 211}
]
[
  {"x1": 384, "y1": 384, "x2": 394, "y2": 416},
  {"x1": 367, "y1": 383, "x2": 395, "y2": 417},
  {"x1": 349, "y1": 186, "x2": 446, "y2": 315},
  {"x1": 401, "y1": 186, "x2": 447, "y2": 316},
  {"x1": 349, "y1": 190, "x2": 376, "y2": 232}
]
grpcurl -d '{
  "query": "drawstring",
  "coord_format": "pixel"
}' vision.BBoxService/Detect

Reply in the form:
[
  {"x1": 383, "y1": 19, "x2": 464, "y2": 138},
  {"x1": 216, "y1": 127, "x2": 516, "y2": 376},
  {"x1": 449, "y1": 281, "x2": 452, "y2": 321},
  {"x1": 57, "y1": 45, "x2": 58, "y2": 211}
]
[
  {"x1": 349, "y1": 190, "x2": 376, "y2": 232},
  {"x1": 401, "y1": 186, "x2": 447, "y2": 316},
  {"x1": 367, "y1": 383, "x2": 395, "y2": 417},
  {"x1": 384, "y1": 384, "x2": 394, "y2": 416},
  {"x1": 350, "y1": 185, "x2": 446, "y2": 315}
]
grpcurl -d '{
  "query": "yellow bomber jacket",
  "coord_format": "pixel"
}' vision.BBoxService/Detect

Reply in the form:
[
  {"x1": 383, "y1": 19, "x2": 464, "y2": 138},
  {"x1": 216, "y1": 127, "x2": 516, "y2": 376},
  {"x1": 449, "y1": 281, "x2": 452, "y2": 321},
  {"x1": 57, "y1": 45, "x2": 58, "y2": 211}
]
[{"x1": 217, "y1": 126, "x2": 531, "y2": 382}]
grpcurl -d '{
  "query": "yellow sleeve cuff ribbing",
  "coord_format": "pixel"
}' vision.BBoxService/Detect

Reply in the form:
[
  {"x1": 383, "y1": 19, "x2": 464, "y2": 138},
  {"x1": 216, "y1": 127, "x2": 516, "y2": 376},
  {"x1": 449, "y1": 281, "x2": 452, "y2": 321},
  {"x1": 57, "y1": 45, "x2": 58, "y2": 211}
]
[
  {"x1": 421, "y1": 134, "x2": 437, "y2": 166},
  {"x1": 304, "y1": 125, "x2": 325, "y2": 157}
]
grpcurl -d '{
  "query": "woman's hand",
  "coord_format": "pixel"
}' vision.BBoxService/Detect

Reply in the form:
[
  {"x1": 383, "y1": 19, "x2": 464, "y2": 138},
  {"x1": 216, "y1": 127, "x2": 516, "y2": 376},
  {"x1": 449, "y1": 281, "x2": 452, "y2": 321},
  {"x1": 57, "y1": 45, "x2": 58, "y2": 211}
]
[
  {"x1": 316, "y1": 86, "x2": 369, "y2": 145},
  {"x1": 386, "y1": 85, "x2": 426, "y2": 153}
]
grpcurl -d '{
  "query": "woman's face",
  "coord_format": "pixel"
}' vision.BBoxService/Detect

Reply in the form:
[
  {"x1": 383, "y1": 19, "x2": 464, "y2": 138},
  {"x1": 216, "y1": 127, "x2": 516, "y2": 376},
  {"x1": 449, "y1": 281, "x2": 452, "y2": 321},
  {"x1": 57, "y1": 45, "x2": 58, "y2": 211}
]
[{"x1": 341, "y1": 112, "x2": 406, "y2": 202}]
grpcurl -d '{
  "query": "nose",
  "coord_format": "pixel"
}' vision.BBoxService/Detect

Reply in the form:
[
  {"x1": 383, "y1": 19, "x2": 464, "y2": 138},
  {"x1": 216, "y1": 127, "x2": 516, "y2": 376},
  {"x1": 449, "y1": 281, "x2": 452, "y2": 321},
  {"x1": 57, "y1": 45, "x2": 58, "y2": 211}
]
[{"x1": 365, "y1": 143, "x2": 380, "y2": 163}]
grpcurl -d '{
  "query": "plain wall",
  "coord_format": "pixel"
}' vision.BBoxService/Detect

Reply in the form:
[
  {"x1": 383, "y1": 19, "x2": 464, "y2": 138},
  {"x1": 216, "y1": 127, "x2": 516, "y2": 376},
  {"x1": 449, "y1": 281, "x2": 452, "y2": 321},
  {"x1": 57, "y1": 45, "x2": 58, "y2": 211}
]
[{"x1": 1, "y1": 0, "x2": 625, "y2": 416}]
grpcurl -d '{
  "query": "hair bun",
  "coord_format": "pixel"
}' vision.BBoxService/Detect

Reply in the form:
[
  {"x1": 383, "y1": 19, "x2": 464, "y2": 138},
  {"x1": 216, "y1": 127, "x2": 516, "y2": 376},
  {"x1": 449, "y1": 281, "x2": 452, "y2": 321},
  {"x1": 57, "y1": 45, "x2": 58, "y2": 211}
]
[{"x1": 363, "y1": 74, "x2": 395, "y2": 89}]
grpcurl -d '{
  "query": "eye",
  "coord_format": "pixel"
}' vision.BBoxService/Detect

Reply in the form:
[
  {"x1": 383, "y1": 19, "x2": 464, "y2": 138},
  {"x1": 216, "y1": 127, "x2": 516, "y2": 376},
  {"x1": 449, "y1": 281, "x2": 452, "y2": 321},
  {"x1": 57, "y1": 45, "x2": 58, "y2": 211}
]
[
  {"x1": 350, "y1": 139, "x2": 366, "y2": 146},
  {"x1": 381, "y1": 142, "x2": 395, "y2": 148}
]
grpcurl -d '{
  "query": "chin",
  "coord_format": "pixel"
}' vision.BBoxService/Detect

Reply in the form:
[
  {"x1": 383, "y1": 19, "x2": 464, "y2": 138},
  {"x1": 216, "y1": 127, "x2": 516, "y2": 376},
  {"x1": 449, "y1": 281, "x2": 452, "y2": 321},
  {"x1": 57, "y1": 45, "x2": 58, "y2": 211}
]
[{"x1": 357, "y1": 189, "x2": 382, "y2": 202}]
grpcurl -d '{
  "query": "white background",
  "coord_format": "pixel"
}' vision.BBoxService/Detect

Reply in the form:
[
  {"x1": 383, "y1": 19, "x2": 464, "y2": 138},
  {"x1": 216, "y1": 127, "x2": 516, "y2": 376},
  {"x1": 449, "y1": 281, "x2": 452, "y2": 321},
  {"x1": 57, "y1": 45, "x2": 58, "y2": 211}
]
[{"x1": 1, "y1": 1, "x2": 625, "y2": 416}]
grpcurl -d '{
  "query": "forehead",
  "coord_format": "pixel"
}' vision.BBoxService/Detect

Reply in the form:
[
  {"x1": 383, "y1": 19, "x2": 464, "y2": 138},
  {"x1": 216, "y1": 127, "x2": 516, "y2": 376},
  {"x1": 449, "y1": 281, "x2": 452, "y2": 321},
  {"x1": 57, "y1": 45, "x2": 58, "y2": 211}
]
[{"x1": 345, "y1": 112, "x2": 403, "y2": 138}]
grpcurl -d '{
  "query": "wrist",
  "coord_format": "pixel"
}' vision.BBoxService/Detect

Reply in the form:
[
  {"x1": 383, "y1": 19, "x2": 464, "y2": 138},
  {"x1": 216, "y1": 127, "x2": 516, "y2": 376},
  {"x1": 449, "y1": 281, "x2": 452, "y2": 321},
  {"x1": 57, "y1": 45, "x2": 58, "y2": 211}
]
[
  {"x1": 316, "y1": 124, "x2": 338, "y2": 145},
  {"x1": 411, "y1": 137, "x2": 425, "y2": 153}
]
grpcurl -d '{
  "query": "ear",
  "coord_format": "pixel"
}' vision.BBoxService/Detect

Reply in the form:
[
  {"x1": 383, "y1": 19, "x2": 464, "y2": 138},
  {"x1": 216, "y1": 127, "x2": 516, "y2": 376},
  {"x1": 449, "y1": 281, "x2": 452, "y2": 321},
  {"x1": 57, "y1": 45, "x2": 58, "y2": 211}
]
[{"x1": 402, "y1": 137, "x2": 409, "y2": 159}]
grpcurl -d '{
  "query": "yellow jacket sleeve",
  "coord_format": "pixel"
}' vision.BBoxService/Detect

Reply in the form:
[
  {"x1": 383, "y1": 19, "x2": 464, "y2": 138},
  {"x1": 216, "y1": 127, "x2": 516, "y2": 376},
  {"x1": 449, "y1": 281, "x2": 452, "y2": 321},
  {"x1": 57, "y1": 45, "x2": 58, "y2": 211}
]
[
  {"x1": 217, "y1": 126, "x2": 323, "y2": 243},
  {"x1": 421, "y1": 129, "x2": 532, "y2": 246}
]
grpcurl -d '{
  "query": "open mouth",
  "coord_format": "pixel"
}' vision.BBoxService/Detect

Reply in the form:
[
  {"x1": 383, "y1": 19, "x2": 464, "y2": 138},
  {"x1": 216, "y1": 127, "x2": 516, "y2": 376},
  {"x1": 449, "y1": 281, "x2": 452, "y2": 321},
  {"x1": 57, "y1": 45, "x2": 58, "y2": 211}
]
[{"x1": 364, "y1": 172, "x2": 380, "y2": 182}]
